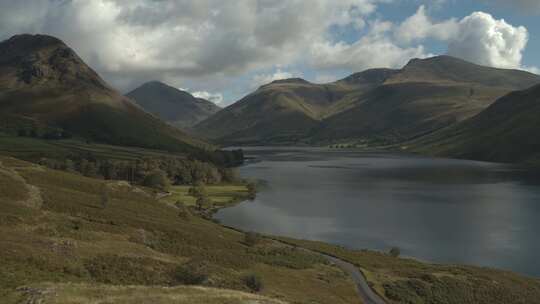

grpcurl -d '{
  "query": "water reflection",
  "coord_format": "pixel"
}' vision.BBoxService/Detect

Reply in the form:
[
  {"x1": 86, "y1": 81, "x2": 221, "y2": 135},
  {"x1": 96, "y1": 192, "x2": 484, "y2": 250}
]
[{"x1": 216, "y1": 148, "x2": 540, "y2": 277}]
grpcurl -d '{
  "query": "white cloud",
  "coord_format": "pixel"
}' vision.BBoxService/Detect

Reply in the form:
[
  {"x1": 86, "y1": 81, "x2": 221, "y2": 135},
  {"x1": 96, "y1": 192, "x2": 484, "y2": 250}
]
[
  {"x1": 191, "y1": 91, "x2": 224, "y2": 105},
  {"x1": 251, "y1": 68, "x2": 299, "y2": 89},
  {"x1": 395, "y1": 5, "x2": 459, "y2": 44},
  {"x1": 310, "y1": 20, "x2": 429, "y2": 71},
  {"x1": 0, "y1": 0, "x2": 385, "y2": 93},
  {"x1": 447, "y1": 12, "x2": 528, "y2": 69},
  {"x1": 0, "y1": 1, "x2": 537, "y2": 105},
  {"x1": 395, "y1": 6, "x2": 530, "y2": 70}
]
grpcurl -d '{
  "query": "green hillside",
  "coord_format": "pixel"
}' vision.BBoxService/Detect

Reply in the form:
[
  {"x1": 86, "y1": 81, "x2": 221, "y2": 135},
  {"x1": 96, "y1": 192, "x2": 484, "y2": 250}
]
[
  {"x1": 411, "y1": 84, "x2": 540, "y2": 163},
  {"x1": 2, "y1": 155, "x2": 539, "y2": 304},
  {"x1": 194, "y1": 56, "x2": 540, "y2": 146}
]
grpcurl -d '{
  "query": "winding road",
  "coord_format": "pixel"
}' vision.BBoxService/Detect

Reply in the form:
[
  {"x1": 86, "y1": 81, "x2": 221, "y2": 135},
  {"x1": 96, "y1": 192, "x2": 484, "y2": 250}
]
[{"x1": 321, "y1": 254, "x2": 387, "y2": 304}]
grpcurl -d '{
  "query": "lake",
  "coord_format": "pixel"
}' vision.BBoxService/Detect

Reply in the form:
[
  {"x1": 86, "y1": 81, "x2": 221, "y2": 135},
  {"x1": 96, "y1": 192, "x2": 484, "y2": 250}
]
[{"x1": 215, "y1": 147, "x2": 540, "y2": 277}]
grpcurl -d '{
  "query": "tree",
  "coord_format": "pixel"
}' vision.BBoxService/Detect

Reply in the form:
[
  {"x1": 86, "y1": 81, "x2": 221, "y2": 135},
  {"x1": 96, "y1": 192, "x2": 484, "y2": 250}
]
[
  {"x1": 189, "y1": 182, "x2": 207, "y2": 199},
  {"x1": 246, "y1": 182, "x2": 257, "y2": 200},
  {"x1": 100, "y1": 185, "x2": 110, "y2": 209},
  {"x1": 389, "y1": 247, "x2": 401, "y2": 258},
  {"x1": 195, "y1": 195, "x2": 212, "y2": 211},
  {"x1": 244, "y1": 273, "x2": 263, "y2": 292},
  {"x1": 142, "y1": 169, "x2": 171, "y2": 191}
]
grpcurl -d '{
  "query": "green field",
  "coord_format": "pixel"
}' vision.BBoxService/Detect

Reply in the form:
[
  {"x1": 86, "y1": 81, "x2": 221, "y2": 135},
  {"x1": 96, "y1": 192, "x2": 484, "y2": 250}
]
[{"x1": 161, "y1": 184, "x2": 251, "y2": 209}]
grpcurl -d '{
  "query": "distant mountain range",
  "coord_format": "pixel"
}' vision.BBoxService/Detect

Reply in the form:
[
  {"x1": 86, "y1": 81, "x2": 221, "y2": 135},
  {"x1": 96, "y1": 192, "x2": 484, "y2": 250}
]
[
  {"x1": 194, "y1": 56, "x2": 540, "y2": 146},
  {"x1": 0, "y1": 34, "x2": 209, "y2": 153},
  {"x1": 411, "y1": 84, "x2": 540, "y2": 163},
  {"x1": 126, "y1": 81, "x2": 221, "y2": 129},
  {"x1": 2, "y1": 34, "x2": 540, "y2": 164}
]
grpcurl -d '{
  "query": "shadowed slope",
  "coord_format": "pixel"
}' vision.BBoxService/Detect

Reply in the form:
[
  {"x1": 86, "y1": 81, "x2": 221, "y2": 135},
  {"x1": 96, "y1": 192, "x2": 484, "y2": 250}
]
[
  {"x1": 127, "y1": 81, "x2": 221, "y2": 129},
  {"x1": 412, "y1": 84, "x2": 540, "y2": 163},
  {"x1": 0, "y1": 34, "x2": 209, "y2": 153}
]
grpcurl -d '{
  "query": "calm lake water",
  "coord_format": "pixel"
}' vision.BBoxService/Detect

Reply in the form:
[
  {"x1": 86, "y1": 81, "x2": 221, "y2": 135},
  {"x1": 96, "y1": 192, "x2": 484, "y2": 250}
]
[{"x1": 216, "y1": 147, "x2": 540, "y2": 277}]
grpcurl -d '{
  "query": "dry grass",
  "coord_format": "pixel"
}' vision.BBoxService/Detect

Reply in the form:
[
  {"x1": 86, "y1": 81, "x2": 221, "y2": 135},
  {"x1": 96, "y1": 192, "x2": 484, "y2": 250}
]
[
  {"x1": 10, "y1": 283, "x2": 288, "y2": 304},
  {"x1": 0, "y1": 156, "x2": 359, "y2": 304}
]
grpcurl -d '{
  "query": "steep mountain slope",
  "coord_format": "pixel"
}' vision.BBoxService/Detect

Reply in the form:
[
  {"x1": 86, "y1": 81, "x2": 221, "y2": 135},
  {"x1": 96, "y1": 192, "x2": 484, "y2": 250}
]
[
  {"x1": 195, "y1": 56, "x2": 540, "y2": 145},
  {"x1": 412, "y1": 84, "x2": 540, "y2": 163},
  {"x1": 194, "y1": 70, "x2": 395, "y2": 145},
  {"x1": 0, "y1": 34, "x2": 208, "y2": 153},
  {"x1": 312, "y1": 56, "x2": 540, "y2": 144},
  {"x1": 126, "y1": 81, "x2": 221, "y2": 129}
]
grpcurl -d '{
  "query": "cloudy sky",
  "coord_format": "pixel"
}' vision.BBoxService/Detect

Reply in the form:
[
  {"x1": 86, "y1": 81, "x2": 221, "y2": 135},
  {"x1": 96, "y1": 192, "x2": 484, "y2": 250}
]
[{"x1": 1, "y1": 0, "x2": 539, "y2": 106}]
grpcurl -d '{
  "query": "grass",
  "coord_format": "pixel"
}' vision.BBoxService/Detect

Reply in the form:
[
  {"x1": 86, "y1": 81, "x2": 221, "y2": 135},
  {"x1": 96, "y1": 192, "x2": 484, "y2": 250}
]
[
  {"x1": 0, "y1": 155, "x2": 358, "y2": 304},
  {"x1": 274, "y1": 237, "x2": 540, "y2": 304},
  {"x1": 161, "y1": 184, "x2": 250, "y2": 209},
  {"x1": 8, "y1": 283, "x2": 287, "y2": 304},
  {"x1": 3, "y1": 154, "x2": 540, "y2": 304}
]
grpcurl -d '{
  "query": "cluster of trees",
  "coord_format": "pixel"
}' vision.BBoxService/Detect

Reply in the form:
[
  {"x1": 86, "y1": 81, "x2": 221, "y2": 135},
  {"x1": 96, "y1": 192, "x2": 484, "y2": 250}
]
[{"x1": 38, "y1": 155, "x2": 240, "y2": 189}]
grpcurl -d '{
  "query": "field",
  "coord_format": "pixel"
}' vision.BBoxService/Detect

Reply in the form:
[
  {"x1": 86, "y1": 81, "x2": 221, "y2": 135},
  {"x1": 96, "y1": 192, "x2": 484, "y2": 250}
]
[
  {"x1": 160, "y1": 184, "x2": 250, "y2": 209},
  {"x1": 0, "y1": 156, "x2": 359, "y2": 304}
]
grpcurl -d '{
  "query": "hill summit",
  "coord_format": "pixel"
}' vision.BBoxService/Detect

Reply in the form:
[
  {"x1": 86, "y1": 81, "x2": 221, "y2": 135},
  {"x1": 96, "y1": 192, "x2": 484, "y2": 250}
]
[{"x1": 127, "y1": 81, "x2": 221, "y2": 129}]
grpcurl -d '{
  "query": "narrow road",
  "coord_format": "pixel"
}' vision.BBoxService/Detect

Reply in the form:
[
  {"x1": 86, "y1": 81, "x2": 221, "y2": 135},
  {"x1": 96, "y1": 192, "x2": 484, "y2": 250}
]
[{"x1": 321, "y1": 254, "x2": 387, "y2": 304}]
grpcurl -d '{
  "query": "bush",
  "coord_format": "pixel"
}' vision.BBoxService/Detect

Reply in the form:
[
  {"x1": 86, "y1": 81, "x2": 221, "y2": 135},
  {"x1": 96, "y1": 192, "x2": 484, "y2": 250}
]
[
  {"x1": 175, "y1": 200, "x2": 191, "y2": 220},
  {"x1": 389, "y1": 246, "x2": 401, "y2": 258},
  {"x1": 244, "y1": 232, "x2": 261, "y2": 247},
  {"x1": 174, "y1": 261, "x2": 208, "y2": 285},
  {"x1": 142, "y1": 169, "x2": 171, "y2": 191},
  {"x1": 244, "y1": 273, "x2": 263, "y2": 292}
]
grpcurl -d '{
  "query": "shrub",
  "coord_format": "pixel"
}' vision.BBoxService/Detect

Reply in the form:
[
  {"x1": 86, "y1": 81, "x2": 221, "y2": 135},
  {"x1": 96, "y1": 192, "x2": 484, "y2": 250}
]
[
  {"x1": 174, "y1": 261, "x2": 208, "y2": 285},
  {"x1": 389, "y1": 246, "x2": 401, "y2": 258},
  {"x1": 175, "y1": 200, "x2": 191, "y2": 220},
  {"x1": 244, "y1": 273, "x2": 263, "y2": 292},
  {"x1": 244, "y1": 232, "x2": 261, "y2": 247},
  {"x1": 142, "y1": 169, "x2": 170, "y2": 191}
]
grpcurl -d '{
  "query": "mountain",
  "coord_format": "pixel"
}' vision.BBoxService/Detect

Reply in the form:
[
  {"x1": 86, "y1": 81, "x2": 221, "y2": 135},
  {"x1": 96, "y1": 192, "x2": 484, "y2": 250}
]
[
  {"x1": 126, "y1": 81, "x2": 221, "y2": 129},
  {"x1": 0, "y1": 34, "x2": 208, "y2": 153},
  {"x1": 195, "y1": 56, "x2": 540, "y2": 145},
  {"x1": 194, "y1": 69, "x2": 395, "y2": 145},
  {"x1": 411, "y1": 83, "x2": 540, "y2": 163}
]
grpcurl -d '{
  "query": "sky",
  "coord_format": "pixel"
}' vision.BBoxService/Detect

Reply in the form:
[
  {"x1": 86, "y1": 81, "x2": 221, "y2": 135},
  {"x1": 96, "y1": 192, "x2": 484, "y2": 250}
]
[{"x1": 1, "y1": 0, "x2": 539, "y2": 106}]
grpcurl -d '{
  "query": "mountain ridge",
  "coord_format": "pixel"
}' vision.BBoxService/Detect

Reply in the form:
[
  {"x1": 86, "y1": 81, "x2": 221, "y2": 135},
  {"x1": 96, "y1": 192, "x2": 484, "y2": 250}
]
[
  {"x1": 195, "y1": 55, "x2": 540, "y2": 145},
  {"x1": 126, "y1": 81, "x2": 221, "y2": 129}
]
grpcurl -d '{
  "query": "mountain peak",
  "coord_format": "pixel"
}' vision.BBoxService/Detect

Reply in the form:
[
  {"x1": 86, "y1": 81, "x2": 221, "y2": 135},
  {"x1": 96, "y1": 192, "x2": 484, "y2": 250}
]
[
  {"x1": 0, "y1": 33, "x2": 106, "y2": 88},
  {"x1": 404, "y1": 55, "x2": 470, "y2": 69},
  {"x1": 340, "y1": 68, "x2": 399, "y2": 85},
  {"x1": 269, "y1": 78, "x2": 310, "y2": 85}
]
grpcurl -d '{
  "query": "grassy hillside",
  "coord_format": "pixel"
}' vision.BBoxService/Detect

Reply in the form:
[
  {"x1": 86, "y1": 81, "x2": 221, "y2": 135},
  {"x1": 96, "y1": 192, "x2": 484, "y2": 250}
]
[
  {"x1": 0, "y1": 34, "x2": 210, "y2": 154},
  {"x1": 276, "y1": 237, "x2": 540, "y2": 304},
  {"x1": 411, "y1": 84, "x2": 540, "y2": 163},
  {"x1": 0, "y1": 156, "x2": 359, "y2": 304},
  {"x1": 195, "y1": 56, "x2": 540, "y2": 146},
  {"x1": 9, "y1": 283, "x2": 287, "y2": 304},
  {"x1": 2, "y1": 155, "x2": 540, "y2": 303},
  {"x1": 127, "y1": 81, "x2": 221, "y2": 129}
]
